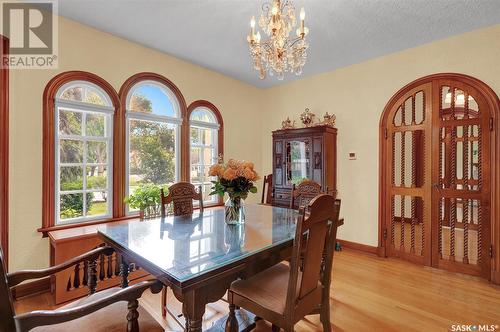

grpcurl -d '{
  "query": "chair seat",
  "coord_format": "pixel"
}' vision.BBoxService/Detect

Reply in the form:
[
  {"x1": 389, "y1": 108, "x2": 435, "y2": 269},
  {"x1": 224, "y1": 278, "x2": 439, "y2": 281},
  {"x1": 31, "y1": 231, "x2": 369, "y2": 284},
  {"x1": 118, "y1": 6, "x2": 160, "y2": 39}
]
[
  {"x1": 31, "y1": 288, "x2": 163, "y2": 332},
  {"x1": 230, "y1": 262, "x2": 290, "y2": 315}
]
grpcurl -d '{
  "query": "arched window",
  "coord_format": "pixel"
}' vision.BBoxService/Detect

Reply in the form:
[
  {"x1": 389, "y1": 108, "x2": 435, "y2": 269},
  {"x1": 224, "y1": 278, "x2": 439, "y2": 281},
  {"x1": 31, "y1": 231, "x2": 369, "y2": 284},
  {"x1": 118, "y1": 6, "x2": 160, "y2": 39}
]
[
  {"x1": 125, "y1": 79, "x2": 183, "y2": 212},
  {"x1": 42, "y1": 72, "x2": 224, "y2": 233},
  {"x1": 55, "y1": 81, "x2": 115, "y2": 224},
  {"x1": 188, "y1": 101, "x2": 223, "y2": 205}
]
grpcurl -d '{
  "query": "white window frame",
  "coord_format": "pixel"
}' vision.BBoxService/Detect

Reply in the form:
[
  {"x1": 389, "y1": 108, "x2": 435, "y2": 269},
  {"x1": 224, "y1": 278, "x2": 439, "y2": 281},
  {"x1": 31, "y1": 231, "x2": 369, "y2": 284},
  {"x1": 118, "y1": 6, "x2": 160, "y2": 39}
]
[
  {"x1": 189, "y1": 107, "x2": 220, "y2": 205},
  {"x1": 125, "y1": 81, "x2": 183, "y2": 214},
  {"x1": 55, "y1": 82, "x2": 114, "y2": 225}
]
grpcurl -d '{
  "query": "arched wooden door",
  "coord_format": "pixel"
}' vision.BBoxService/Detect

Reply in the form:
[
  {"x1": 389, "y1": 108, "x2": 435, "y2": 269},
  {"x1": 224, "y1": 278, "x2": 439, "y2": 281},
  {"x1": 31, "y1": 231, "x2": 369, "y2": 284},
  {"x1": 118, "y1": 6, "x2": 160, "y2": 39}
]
[{"x1": 380, "y1": 74, "x2": 498, "y2": 280}]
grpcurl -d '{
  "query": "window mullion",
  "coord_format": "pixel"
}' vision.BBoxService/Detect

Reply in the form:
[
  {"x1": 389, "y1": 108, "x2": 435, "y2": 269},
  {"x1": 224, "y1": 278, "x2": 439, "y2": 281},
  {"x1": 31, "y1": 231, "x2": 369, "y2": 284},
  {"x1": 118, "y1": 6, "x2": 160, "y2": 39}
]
[
  {"x1": 82, "y1": 112, "x2": 88, "y2": 217},
  {"x1": 107, "y1": 113, "x2": 113, "y2": 217}
]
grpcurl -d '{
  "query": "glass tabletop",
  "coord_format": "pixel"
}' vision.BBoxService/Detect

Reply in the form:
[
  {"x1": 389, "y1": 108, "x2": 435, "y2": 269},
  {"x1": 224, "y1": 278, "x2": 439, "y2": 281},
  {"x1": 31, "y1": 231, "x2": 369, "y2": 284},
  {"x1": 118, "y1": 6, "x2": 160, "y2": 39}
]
[{"x1": 98, "y1": 204, "x2": 298, "y2": 283}]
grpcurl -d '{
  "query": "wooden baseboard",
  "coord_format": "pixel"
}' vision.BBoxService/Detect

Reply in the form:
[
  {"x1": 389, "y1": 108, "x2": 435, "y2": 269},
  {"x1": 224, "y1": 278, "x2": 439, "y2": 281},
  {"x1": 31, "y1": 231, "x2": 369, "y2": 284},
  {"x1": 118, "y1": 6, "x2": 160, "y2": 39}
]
[
  {"x1": 11, "y1": 277, "x2": 51, "y2": 300},
  {"x1": 337, "y1": 239, "x2": 381, "y2": 256}
]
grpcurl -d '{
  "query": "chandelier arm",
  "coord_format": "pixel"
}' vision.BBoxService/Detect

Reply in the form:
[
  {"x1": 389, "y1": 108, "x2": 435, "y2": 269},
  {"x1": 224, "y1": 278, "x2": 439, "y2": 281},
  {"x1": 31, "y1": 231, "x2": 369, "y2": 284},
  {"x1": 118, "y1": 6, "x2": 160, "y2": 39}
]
[{"x1": 287, "y1": 37, "x2": 304, "y2": 49}]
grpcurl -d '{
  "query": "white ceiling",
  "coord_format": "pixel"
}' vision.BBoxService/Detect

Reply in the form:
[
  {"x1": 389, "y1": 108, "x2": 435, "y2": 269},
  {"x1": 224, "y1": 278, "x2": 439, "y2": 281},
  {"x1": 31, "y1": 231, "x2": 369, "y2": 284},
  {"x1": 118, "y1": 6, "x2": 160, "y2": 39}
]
[{"x1": 58, "y1": 0, "x2": 500, "y2": 88}]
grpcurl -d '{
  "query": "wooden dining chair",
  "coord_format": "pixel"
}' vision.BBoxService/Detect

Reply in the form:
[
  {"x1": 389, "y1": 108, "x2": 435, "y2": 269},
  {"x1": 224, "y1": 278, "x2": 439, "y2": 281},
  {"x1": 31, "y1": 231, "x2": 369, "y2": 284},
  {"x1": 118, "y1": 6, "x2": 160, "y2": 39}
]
[
  {"x1": 225, "y1": 195, "x2": 342, "y2": 332},
  {"x1": 0, "y1": 246, "x2": 163, "y2": 332},
  {"x1": 159, "y1": 182, "x2": 203, "y2": 317},
  {"x1": 261, "y1": 174, "x2": 273, "y2": 205},
  {"x1": 289, "y1": 180, "x2": 322, "y2": 209},
  {"x1": 160, "y1": 182, "x2": 203, "y2": 217}
]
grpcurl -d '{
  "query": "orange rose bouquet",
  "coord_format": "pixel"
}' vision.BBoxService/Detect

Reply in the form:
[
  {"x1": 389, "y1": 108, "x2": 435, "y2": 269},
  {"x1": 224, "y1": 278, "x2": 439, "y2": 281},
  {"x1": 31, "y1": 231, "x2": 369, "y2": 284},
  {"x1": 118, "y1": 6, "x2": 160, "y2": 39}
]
[{"x1": 209, "y1": 159, "x2": 259, "y2": 224}]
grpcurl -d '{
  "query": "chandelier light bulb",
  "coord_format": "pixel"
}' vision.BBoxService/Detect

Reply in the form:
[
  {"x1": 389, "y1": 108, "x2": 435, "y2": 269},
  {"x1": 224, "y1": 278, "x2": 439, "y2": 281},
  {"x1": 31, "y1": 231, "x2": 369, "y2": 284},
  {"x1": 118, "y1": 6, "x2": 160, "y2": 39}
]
[
  {"x1": 256, "y1": 31, "x2": 261, "y2": 43},
  {"x1": 271, "y1": 5, "x2": 278, "y2": 15},
  {"x1": 300, "y1": 7, "x2": 305, "y2": 20},
  {"x1": 250, "y1": 16, "x2": 256, "y2": 28}
]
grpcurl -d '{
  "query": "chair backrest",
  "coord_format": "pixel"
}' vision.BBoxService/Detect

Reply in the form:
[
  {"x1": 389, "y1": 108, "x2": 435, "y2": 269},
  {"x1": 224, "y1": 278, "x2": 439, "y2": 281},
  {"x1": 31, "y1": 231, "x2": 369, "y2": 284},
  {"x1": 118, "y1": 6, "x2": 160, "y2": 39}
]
[
  {"x1": 285, "y1": 195, "x2": 341, "y2": 321},
  {"x1": 289, "y1": 180, "x2": 322, "y2": 209},
  {"x1": 161, "y1": 182, "x2": 203, "y2": 217},
  {"x1": 0, "y1": 247, "x2": 16, "y2": 331},
  {"x1": 261, "y1": 174, "x2": 273, "y2": 205}
]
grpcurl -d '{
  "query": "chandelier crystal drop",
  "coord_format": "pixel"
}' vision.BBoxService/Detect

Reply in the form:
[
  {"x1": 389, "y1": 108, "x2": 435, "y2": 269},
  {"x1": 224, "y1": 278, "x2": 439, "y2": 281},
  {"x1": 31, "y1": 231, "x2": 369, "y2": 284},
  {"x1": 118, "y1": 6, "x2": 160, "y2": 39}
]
[{"x1": 247, "y1": 0, "x2": 309, "y2": 80}]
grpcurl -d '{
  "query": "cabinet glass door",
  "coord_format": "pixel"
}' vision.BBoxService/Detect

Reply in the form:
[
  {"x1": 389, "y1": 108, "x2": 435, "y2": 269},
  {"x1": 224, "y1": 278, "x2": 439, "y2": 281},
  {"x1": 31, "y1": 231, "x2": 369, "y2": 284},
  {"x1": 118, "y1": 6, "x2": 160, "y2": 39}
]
[{"x1": 285, "y1": 139, "x2": 311, "y2": 186}]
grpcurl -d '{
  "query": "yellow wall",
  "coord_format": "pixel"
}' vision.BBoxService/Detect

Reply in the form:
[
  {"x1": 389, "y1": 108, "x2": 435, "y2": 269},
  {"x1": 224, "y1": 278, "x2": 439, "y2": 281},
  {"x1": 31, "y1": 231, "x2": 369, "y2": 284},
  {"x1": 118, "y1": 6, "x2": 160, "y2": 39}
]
[
  {"x1": 260, "y1": 24, "x2": 500, "y2": 246},
  {"x1": 8, "y1": 16, "x2": 264, "y2": 271},
  {"x1": 8, "y1": 14, "x2": 500, "y2": 271}
]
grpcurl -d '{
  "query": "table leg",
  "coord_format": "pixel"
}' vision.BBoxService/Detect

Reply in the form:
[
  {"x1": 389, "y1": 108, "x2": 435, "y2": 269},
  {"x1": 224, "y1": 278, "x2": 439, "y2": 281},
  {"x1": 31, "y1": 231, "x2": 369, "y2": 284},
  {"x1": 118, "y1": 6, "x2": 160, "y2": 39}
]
[{"x1": 182, "y1": 290, "x2": 206, "y2": 332}]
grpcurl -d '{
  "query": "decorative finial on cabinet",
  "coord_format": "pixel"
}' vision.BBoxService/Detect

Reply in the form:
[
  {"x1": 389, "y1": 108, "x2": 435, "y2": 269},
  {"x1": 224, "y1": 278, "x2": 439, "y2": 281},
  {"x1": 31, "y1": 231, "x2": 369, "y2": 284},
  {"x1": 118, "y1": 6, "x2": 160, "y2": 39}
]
[
  {"x1": 300, "y1": 108, "x2": 315, "y2": 127},
  {"x1": 281, "y1": 117, "x2": 295, "y2": 130},
  {"x1": 322, "y1": 112, "x2": 336, "y2": 127}
]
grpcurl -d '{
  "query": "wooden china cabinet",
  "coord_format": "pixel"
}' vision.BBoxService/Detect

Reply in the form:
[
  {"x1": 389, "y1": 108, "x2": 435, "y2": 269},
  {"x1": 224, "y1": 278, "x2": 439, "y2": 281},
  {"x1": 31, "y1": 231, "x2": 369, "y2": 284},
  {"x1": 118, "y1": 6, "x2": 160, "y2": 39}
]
[{"x1": 272, "y1": 125, "x2": 337, "y2": 207}]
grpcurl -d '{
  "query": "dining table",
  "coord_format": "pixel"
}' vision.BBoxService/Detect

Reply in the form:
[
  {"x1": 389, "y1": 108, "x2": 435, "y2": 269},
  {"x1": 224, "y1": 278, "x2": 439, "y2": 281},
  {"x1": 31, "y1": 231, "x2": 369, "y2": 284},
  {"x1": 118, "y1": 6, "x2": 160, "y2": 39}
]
[{"x1": 98, "y1": 203, "x2": 299, "y2": 332}]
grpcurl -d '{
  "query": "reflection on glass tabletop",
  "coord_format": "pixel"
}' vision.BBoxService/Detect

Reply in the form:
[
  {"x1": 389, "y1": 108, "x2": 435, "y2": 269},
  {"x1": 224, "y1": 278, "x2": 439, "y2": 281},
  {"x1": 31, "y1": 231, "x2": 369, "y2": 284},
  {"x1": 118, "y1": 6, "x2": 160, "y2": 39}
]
[{"x1": 98, "y1": 204, "x2": 298, "y2": 283}]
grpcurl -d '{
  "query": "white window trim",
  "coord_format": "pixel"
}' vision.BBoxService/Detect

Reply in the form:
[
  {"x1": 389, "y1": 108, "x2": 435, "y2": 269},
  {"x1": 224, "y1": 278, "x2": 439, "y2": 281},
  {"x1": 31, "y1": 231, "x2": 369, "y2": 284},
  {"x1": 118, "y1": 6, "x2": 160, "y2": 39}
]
[
  {"x1": 56, "y1": 100, "x2": 114, "y2": 115},
  {"x1": 55, "y1": 86, "x2": 114, "y2": 225}
]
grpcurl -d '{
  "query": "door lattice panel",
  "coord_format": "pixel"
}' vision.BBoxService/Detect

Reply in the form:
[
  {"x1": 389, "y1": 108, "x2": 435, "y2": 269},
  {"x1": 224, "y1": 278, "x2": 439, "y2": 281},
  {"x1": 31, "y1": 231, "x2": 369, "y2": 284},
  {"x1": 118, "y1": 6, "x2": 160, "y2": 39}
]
[
  {"x1": 436, "y1": 84, "x2": 490, "y2": 276},
  {"x1": 386, "y1": 85, "x2": 431, "y2": 265}
]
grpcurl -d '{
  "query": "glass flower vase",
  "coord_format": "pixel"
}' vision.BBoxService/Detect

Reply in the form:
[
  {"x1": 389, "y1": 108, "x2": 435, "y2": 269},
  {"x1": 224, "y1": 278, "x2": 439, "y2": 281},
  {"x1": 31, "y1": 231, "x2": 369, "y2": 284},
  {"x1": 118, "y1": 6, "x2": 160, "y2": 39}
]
[{"x1": 225, "y1": 196, "x2": 245, "y2": 225}]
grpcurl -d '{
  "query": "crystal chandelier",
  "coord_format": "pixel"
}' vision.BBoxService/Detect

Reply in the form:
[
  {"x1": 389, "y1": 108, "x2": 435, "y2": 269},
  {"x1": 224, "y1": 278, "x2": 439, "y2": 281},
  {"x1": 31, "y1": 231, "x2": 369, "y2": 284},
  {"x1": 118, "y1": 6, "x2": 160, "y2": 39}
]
[{"x1": 247, "y1": 0, "x2": 309, "y2": 80}]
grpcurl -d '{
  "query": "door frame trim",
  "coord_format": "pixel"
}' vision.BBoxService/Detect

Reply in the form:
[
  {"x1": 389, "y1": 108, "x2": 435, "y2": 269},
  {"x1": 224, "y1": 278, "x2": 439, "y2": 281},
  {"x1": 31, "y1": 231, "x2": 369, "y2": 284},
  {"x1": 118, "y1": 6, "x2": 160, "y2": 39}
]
[
  {"x1": 378, "y1": 73, "x2": 500, "y2": 284},
  {"x1": 0, "y1": 35, "x2": 8, "y2": 270}
]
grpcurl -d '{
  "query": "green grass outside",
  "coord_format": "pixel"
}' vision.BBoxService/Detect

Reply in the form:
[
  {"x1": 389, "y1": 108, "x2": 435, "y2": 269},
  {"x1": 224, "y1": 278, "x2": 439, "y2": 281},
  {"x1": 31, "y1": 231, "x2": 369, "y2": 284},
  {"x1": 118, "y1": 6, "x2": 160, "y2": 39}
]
[{"x1": 88, "y1": 201, "x2": 107, "y2": 216}]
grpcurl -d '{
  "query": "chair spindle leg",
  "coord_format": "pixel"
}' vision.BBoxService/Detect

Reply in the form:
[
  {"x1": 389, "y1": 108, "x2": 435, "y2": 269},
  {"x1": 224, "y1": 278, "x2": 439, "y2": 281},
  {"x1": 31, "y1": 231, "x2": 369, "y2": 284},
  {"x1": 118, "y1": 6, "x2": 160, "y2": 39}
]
[
  {"x1": 127, "y1": 299, "x2": 140, "y2": 332},
  {"x1": 87, "y1": 259, "x2": 97, "y2": 294}
]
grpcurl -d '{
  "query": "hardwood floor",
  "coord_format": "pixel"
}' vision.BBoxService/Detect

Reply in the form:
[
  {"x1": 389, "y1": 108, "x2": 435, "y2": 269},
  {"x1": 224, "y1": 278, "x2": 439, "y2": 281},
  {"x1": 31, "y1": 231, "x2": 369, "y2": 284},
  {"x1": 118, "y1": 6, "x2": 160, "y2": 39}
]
[{"x1": 14, "y1": 249, "x2": 500, "y2": 331}]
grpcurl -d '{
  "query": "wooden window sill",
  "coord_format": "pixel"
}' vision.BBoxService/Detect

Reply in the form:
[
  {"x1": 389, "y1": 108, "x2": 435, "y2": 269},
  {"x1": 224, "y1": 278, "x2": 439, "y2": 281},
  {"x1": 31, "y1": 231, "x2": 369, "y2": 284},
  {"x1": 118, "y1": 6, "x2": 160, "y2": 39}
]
[{"x1": 38, "y1": 215, "x2": 140, "y2": 238}]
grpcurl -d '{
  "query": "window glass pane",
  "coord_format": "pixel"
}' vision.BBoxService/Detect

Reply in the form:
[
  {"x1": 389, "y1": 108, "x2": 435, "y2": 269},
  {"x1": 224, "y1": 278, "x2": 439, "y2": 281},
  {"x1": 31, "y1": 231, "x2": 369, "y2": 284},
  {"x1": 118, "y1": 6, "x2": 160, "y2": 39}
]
[
  {"x1": 191, "y1": 147, "x2": 201, "y2": 165},
  {"x1": 60, "y1": 86, "x2": 107, "y2": 105},
  {"x1": 128, "y1": 84, "x2": 176, "y2": 117},
  {"x1": 87, "y1": 166, "x2": 107, "y2": 190},
  {"x1": 59, "y1": 109, "x2": 82, "y2": 135},
  {"x1": 86, "y1": 113, "x2": 105, "y2": 137},
  {"x1": 60, "y1": 166, "x2": 83, "y2": 191},
  {"x1": 60, "y1": 193, "x2": 84, "y2": 220},
  {"x1": 201, "y1": 128, "x2": 214, "y2": 145},
  {"x1": 191, "y1": 165, "x2": 203, "y2": 183},
  {"x1": 190, "y1": 109, "x2": 216, "y2": 123},
  {"x1": 203, "y1": 184, "x2": 216, "y2": 203},
  {"x1": 190, "y1": 127, "x2": 200, "y2": 144},
  {"x1": 202, "y1": 147, "x2": 215, "y2": 166},
  {"x1": 60, "y1": 140, "x2": 83, "y2": 163},
  {"x1": 86, "y1": 193, "x2": 108, "y2": 217},
  {"x1": 87, "y1": 141, "x2": 107, "y2": 164},
  {"x1": 128, "y1": 119, "x2": 177, "y2": 194}
]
